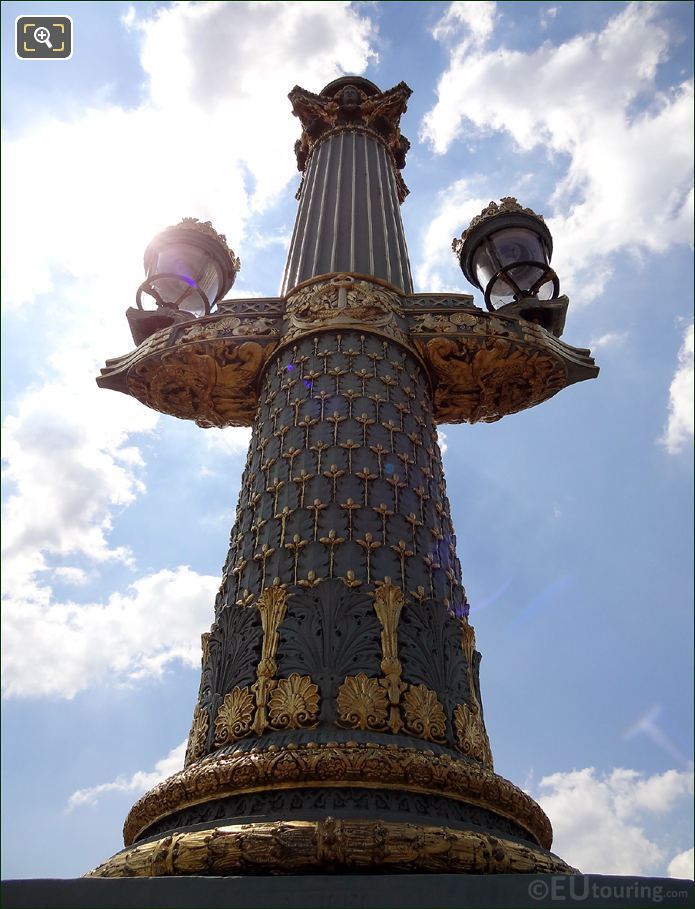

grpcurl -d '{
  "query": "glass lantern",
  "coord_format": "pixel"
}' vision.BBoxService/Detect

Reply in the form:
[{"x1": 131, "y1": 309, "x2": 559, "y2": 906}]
[
  {"x1": 454, "y1": 199, "x2": 559, "y2": 312},
  {"x1": 137, "y1": 218, "x2": 240, "y2": 319}
]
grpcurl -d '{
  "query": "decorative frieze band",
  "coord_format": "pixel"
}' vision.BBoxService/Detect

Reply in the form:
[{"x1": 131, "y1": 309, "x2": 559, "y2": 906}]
[
  {"x1": 185, "y1": 580, "x2": 493, "y2": 770},
  {"x1": 90, "y1": 817, "x2": 575, "y2": 878},
  {"x1": 125, "y1": 739, "x2": 552, "y2": 851}
]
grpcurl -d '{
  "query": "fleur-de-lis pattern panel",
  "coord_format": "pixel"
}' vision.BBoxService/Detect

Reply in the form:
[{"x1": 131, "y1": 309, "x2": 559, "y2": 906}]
[{"x1": 219, "y1": 331, "x2": 467, "y2": 617}]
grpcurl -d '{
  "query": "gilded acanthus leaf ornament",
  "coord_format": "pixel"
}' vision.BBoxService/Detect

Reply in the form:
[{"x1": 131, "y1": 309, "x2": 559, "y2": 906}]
[
  {"x1": 184, "y1": 704, "x2": 208, "y2": 767},
  {"x1": 402, "y1": 684, "x2": 447, "y2": 743},
  {"x1": 454, "y1": 621, "x2": 494, "y2": 769},
  {"x1": 461, "y1": 621, "x2": 476, "y2": 667},
  {"x1": 337, "y1": 673, "x2": 389, "y2": 730},
  {"x1": 268, "y1": 673, "x2": 320, "y2": 729},
  {"x1": 288, "y1": 81, "x2": 412, "y2": 194},
  {"x1": 200, "y1": 632, "x2": 211, "y2": 668},
  {"x1": 214, "y1": 686, "x2": 255, "y2": 745},
  {"x1": 453, "y1": 702, "x2": 494, "y2": 770}
]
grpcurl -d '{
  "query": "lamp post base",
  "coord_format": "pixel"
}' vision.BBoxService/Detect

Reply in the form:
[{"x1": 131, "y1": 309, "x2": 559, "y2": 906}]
[{"x1": 85, "y1": 818, "x2": 575, "y2": 878}]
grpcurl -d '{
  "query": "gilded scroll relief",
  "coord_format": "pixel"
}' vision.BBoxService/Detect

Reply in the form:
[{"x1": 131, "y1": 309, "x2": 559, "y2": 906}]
[
  {"x1": 420, "y1": 336, "x2": 567, "y2": 425},
  {"x1": 127, "y1": 340, "x2": 275, "y2": 428},
  {"x1": 181, "y1": 315, "x2": 280, "y2": 341},
  {"x1": 284, "y1": 275, "x2": 410, "y2": 348}
]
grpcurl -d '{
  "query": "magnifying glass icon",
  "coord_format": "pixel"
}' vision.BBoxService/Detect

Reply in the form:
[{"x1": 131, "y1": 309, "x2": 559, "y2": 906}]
[{"x1": 33, "y1": 26, "x2": 53, "y2": 49}]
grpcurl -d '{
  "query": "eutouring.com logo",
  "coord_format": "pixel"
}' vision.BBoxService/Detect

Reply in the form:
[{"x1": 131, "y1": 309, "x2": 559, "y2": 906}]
[
  {"x1": 528, "y1": 877, "x2": 691, "y2": 904},
  {"x1": 16, "y1": 16, "x2": 72, "y2": 59}
]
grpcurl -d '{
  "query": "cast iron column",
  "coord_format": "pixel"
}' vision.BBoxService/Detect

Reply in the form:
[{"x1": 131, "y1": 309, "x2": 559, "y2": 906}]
[{"x1": 92, "y1": 76, "x2": 598, "y2": 877}]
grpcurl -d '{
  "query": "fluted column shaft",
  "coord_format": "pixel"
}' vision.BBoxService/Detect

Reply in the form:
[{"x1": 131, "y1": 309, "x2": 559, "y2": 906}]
[{"x1": 282, "y1": 132, "x2": 413, "y2": 294}]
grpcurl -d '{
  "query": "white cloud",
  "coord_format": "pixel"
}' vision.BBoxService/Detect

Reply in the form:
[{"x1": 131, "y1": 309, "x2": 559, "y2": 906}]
[
  {"x1": 540, "y1": 7, "x2": 558, "y2": 30},
  {"x1": 660, "y1": 322, "x2": 694, "y2": 455},
  {"x1": 2, "y1": 567, "x2": 218, "y2": 700},
  {"x1": 68, "y1": 740, "x2": 186, "y2": 810},
  {"x1": 432, "y1": 0, "x2": 497, "y2": 46},
  {"x1": 204, "y1": 427, "x2": 253, "y2": 457},
  {"x1": 668, "y1": 847, "x2": 694, "y2": 880},
  {"x1": 121, "y1": 5, "x2": 136, "y2": 29},
  {"x1": 589, "y1": 331, "x2": 628, "y2": 350},
  {"x1": 2, "y1": 3, "x2": 377, "y2": 312},
  {"x1": 535, "y1": 766, "x2": 694, "y2": 875},
  {"x1": 421, "y1": 3, "x2": 694, "y2": 302},
  {"x1": 415, "y1": 178, "x2": 488, "y2": 292},
  {"x1": 1, "y1": 2, "x2": 378, "y2": 701},
  {"x1": 133, "y1": 2, "x2": 377, "y2": 214},
  {"x1": 1, "y1": 369, "x2": 158, "y2": 602}
]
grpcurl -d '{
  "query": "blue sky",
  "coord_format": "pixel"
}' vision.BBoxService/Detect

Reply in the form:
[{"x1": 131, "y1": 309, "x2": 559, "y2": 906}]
[{"x1": 1, "y1": 0, "x2": 693, "y2": 881}]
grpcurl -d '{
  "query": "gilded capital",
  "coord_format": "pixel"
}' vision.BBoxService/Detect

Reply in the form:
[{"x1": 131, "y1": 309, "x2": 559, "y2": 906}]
[{"x1": 289, "y1": 78, "x2": 412, "y2": 178}]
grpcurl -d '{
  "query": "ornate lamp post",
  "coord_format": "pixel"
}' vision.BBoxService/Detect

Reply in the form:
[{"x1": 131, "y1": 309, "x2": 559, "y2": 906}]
[{"x1": 91, "y1": 76, "x2": 598, "y2": 877}]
